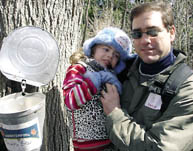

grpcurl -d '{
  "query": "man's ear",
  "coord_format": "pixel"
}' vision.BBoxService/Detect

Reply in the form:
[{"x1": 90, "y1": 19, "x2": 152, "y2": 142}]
[{"x1": 170, "y1": 25, "x2": 176, "y2": 42}]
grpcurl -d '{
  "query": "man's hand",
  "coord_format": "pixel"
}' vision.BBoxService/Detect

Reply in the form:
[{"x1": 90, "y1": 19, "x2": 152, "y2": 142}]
[{"x1": 101, "y1": 83, "x2": 121, "y2": 115}]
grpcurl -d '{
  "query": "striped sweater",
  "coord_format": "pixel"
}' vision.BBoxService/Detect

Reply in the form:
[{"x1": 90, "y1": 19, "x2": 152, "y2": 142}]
[{"x1": 63, "y1": 63, "x2": 97, "y2": 110}]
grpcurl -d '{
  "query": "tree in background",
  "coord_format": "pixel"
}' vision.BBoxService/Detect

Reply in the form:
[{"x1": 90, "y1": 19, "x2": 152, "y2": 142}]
[
  {"x1": 0, "y1": 0, "x2": 84, "y2": 151},
  {"x1": 172, "y1": 0, "x2": 193, "y2": 67}
]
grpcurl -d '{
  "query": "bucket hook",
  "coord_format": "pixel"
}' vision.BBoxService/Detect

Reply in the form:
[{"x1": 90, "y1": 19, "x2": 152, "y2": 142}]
[{"x1": 21, "y1": 79, "x2": 26, "y2": 96}]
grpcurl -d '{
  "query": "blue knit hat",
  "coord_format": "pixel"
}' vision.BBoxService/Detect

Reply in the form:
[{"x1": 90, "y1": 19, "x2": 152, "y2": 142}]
[{"x1": 83, "y1": 27, "x2": 134, "y2": 74}]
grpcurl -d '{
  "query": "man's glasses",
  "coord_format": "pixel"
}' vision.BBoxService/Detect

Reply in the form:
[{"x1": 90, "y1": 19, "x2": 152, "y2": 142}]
[{"x1": 130, "y1": 28, "x2": 163, "y2": 39}]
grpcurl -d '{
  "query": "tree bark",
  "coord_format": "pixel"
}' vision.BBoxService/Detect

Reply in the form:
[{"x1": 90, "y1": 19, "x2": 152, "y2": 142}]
[
  {"x1": 0, "y1": 0, "x2": 84, "y2": 150},
  {"x1": 172, "y1": 0, "x2": 193, "y2": 67}
]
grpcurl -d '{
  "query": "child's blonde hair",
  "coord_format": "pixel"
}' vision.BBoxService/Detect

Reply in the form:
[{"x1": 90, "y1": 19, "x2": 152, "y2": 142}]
[{"x1": 69, "y1": 48, "x2": 87, "y2": 65}]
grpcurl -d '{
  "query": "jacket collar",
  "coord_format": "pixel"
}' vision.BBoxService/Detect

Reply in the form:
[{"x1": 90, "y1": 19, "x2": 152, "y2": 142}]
[{"x1": 127, "y1": 49, "x2": 187, "y2": 87}]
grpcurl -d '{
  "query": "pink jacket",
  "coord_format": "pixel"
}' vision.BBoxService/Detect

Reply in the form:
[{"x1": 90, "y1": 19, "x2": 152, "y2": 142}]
[{"x1": 63, "y1": 63, "x2": 97, "y2": 110}]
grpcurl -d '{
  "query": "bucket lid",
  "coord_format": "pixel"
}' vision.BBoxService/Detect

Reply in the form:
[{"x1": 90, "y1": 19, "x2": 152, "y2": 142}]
[{"x1": 0, "y1": 26, "x2": 59, "y2": 87}]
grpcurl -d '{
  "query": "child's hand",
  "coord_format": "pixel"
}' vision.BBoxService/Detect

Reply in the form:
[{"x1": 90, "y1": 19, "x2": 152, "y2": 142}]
[
  {"x1": 83, "y1": 71, "x2": 102, "y2": 90},
  {"x1": 83, "y1": 71, "x2": 122, "y2": 94},
  {"x1": 99, "y1": 71, "x2": 122, "y2": 94}
]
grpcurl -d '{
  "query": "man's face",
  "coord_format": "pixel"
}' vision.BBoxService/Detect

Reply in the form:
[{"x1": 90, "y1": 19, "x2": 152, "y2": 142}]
[{"x1": 131, "y1": 11, "x2": 175, "y2": 64}]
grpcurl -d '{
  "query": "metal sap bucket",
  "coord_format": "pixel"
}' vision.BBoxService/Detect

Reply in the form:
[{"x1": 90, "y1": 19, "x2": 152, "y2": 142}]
[
  {"x1": 0, "y1": 92, "x2": 45, "y2": 151},
  {"x1": 0, "y1": 26, "x2": 59, "y2": 151}
]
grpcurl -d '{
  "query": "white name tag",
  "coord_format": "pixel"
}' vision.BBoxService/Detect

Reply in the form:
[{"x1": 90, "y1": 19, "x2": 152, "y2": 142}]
[{"x1": 145, "y1": 93, "x2": 162, "y2": 110}]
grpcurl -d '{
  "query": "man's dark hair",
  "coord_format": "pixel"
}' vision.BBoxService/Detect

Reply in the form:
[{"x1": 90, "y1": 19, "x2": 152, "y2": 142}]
[{"x1": 130, "y1": 1, "x2": 174, "y2": 30}]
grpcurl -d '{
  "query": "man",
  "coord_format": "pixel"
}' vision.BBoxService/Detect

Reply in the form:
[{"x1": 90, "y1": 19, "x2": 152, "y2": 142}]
[{"x1": 101, "y1": 1, "x2": 193, "y2": 151}]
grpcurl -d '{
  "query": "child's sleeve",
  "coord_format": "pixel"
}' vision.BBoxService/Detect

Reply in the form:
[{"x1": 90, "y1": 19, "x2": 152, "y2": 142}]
[{"x1": 63, "y1": 64, "x2": 97, "y2": 110}]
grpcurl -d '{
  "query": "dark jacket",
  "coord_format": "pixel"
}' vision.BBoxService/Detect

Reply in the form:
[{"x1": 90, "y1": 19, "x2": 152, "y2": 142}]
[{"x1": 106, "y1": 50, "x2": 193, "y2": 151}]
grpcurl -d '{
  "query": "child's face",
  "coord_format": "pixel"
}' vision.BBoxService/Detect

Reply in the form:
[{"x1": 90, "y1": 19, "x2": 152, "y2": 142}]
[{"x1": 92, "y1": 44, "x2": 120, "y2": 69}]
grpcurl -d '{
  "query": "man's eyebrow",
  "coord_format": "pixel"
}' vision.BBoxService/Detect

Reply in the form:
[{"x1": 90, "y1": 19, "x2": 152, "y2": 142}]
[
  {"x1": 146, "y1": 26, "x2": 159, "y2": 29},
  {"x1": 132, "y1": 26, "x2": 159, "y2": 31}
]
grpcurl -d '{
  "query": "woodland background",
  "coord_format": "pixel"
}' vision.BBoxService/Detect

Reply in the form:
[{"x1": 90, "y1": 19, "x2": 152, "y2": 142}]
[{"x1": 0, "y1": 0, "x2": 192, "y2": 150}]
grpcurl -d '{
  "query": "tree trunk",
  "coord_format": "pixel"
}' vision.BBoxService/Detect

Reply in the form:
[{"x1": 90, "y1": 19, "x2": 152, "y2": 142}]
[{"x1": 0, "y1": 0, "x2": 84, "y2": 150}]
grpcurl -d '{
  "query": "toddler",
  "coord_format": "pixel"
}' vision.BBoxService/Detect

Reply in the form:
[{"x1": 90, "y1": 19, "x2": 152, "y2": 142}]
[{"x1": 63, "y1": 27, "x2": 134, "y2": 151}]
